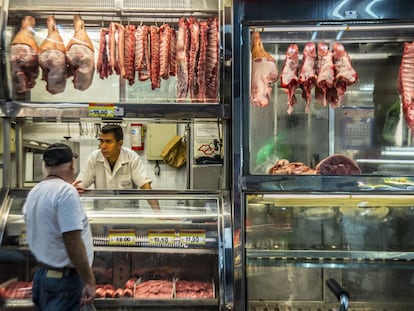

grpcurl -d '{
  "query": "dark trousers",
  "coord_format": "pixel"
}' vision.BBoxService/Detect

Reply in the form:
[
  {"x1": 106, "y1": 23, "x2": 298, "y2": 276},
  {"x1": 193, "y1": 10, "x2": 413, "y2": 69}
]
[{"x1": 32, "y1": 266, "x2": 83, "y2": 311}]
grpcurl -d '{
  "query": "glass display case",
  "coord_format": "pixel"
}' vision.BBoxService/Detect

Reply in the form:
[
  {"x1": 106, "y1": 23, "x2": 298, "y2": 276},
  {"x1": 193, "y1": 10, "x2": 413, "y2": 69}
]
[
  {"x1": 0, "y1": 188, "x2": 232, "y2": 310},
  {"x1": 232, "y1": 0, "x2": 414, "y2": 310}
]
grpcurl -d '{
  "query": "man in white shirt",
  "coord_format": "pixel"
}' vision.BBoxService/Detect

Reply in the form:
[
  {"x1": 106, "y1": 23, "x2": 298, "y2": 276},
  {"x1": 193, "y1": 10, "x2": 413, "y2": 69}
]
[
  {"x1": 75, "y1": 124, "x2": 160, "y2": 211},
  {"x1": 23, "y1": 143, "x2": 95, "y2": 310}
]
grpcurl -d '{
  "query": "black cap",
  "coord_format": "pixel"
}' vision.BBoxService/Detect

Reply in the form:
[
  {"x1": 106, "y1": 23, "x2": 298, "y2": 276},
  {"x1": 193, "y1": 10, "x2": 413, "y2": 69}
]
[{"x1": 43, "y1": 143, "x2": 78, "y2": 166}]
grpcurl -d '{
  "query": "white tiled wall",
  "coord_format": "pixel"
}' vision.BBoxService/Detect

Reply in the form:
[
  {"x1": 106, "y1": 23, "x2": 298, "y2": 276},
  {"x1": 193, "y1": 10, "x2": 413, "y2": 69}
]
[{"x1": 21, "y1": 122, "x2": 187, "y2": 190}]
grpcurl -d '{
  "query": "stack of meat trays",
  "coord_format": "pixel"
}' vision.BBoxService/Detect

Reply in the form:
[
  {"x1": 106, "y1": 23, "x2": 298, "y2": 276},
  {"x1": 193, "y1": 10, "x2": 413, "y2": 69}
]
[{"x1": 174, "y1": 278, "x2": 215, "y2": 299}]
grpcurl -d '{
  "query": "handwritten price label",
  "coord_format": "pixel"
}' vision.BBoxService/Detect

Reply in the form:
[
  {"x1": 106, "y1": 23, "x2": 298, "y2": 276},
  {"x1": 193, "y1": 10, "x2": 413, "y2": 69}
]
[
  {"x1": 108, "y1": 229, "x2": 136, "y2": 246},
  {"x1": 148, "y1": 230, "x2": 175, "y2": 245},
  {"x1": 179, "y1": 229, "x2": 206, "y2": 245},
  {"x1": 88, "y1": 104, "x2": 115, "y2": 117}
]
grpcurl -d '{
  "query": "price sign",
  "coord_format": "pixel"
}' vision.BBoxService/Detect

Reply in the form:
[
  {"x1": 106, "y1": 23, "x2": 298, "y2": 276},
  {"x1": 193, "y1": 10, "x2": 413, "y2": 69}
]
[
  {"x1": 148, "y1": 230, "x2": 175, "y2": 246},
  {"x1": 108, "y1": 229, "x2": 136, "y2": 246},
  {"x1": 179, "y1": 229, "x2": 206, "y2": 245},
  {"x1": 88, "y1": 103, "x2": 115, "y2": 117}
]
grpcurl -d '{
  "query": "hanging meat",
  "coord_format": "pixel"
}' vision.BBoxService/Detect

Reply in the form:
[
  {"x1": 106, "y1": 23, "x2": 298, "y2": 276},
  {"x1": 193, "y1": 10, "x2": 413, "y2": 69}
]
[
  {"x1": 108, "y1": 22, "x2": 117, "y2": 74},
  {"x1": 298, "y1": 42, "x2": 317, "y2": 113},
  {"x1": 333, "y1": 42, "x2": 358, "y2": 107},
  {"x1": 205, "y1": 16, "x2": 219, "y2": 102},
  {"x1": 399, "y1": 41, "x2": 414, "y2": 131},
  {"x1": 169, "y1": 27, "x2": 177, "y2": 77},
  {"x1": 10, "y1": 16, "x2": 39, "y2": 93},
  {"x1": 123, "y1": 24, "x2": 136, "y2": 85},
  {"x1": 116, "y1": 23, "x2": 126, "y2": 78},
  {"x1": 197, "y1": 20, "x2": 209, "y2": 102},
  {"x1": 280, "y1": 44, "x2": 299, "y2": 114},
  {"x1": 176, "y1": 17, "x2": 190, "y2": 101},
  {"x1": 250, "y1": 31, "x2": 278, "y2": 107},
  {"x1": 66, "y1": 15, "x2": 95, "y2": 91},
  {"x1": 135, "y1": 25, "x2": 150, "y2": 81},
  {"x1": 149, "y1": 25, "x2": 161, "y2": 90},
  {"x1": 188, "y1": 16, "x2": 200, "y2": 101},
  {"x1": 39, "y1": 16, "x2": 67, "y2": 94},
  {"x1": 315, "y1": 42, "x2": 334, "y2": 107},
  {"x1": 159, "y1": 24, "x2": 172, "y2": 80},
  {"x1": 97, "y1": 28, "x2": 111, "y2": 79}
]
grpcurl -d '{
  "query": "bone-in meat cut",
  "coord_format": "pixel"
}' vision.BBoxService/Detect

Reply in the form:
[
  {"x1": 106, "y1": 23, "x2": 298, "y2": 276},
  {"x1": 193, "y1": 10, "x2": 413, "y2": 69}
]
[
  {"x1": 298, "y1": 42, "x2": 317, "y2": 113},
  {"x1": 332, "y1": 42, "x2": 358, "y2": 107},
  {"x1": 197, "y1": 20, "x2": 209, "y2": 102},
  {"x1": 250, "y1": 31, "x2": 278, "y2": 107},
  {"x1": 316, "y1": 42, "x2": 334, "y2": 107},
  {"x1": 149, "y1": 25, "x2": 161, "y2": 90},
  {"x1": 66, "y1": 15, "x2": 95, "y2": 91},
  {"x1": 205, "y1": 16, "x2": 219, "y2": 102},
  {"x1": 280, "y1": 44, "x2": 299, "y2": 114},
  {"x1": 176, "y1": 17, "x2": 190, "y2": 101},
  {"x1": 115, "y1": 23, "x2": 126, "y2": 78},
  {"x1": 159, "y1": 23, "x2": 172, "y2": 80},
  {"x1": 169, "y1": 27, "x2": 177, "y2": 76},
  {"x1": 188, "y1": 16, "x2": 200, "y2": 101},
  {"x1": 123, "y1": 24, "x2": 136, "y2": 85},
  {"x1": 135, "y1": 25, "x2": 150, "y2": 81},
  {"x1": 39, "y1": 16, "x2": 67, "y2": 94},
  {"x1": 399, "y1": 41, "x2": 414, "y2": 131},
  {"x1": 97, "y1": 28, "x2": 111, "y2": 79},
  {"x1": 10, "y1": 16, "x2": 39, "y2": 93}
]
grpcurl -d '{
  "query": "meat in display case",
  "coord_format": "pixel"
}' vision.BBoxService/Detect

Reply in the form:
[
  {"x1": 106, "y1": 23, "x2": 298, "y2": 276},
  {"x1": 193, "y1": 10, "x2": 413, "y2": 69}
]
[
  {"x1": 0, "y1": 189, "x2": 232, "y2": 310},
  {"x1": 0, "y1": 0, "x2": 231, "y2": 120}
]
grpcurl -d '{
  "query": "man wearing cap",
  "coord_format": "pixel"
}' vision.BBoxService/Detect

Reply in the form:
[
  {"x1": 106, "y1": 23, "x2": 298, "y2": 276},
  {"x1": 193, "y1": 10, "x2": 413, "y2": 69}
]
[
  {"x1": 23, "y1": 143, "x2": 95, "y2": 310},
  {"x1": 75, "y1": 124, "x2": 160, "y2": 211}
]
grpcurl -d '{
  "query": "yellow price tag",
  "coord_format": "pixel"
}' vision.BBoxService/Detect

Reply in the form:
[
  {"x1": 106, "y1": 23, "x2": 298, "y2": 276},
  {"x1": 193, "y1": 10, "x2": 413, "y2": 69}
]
[
  {"x1": 179, "y1": 229, "x2": 206, "y2": 245},
  {"x1": 148, "y1": 229, "x2": 175, "y2": 245},
  {"x1": 108, "y1": 229, "x2": 136, "y2": 246},
  {"x1": 88, "y1": 103, "x2": 115, "y2": 117}
]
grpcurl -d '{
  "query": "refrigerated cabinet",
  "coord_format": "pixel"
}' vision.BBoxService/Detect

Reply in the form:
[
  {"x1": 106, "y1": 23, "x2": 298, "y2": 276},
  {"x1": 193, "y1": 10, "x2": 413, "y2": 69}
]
[
  {"x1": 0, "y1": 188, "x2": 232, "y2": 310},
  {"x1": 233, "y1": 0, "x2": 414, "y2": 310}
]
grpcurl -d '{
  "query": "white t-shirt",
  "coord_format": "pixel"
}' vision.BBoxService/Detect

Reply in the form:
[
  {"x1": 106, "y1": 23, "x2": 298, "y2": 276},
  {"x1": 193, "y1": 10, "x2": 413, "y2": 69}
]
[
  {"x1": 77, "y1": 146, "x2": 151, "y2": 189},
  {"x1": 23, "y1": 179, "x2": 94, "y2": 267}
]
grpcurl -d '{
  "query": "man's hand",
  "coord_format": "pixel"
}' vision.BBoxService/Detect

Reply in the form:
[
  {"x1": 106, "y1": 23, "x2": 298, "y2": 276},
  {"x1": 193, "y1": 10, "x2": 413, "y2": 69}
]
[
  {"x1": 72, "y1": 180, "x2": 86, "y2": 194},
  {"x1": 81, "y1": 283, "x2": 95, "y2": 305}
]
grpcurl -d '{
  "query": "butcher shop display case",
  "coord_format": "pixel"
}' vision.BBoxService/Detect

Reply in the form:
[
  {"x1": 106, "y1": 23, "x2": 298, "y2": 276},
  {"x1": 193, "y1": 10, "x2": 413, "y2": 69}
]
[
  {"x1": 232, "y1": 0, "x2": 414, "y2": 310},
  {"x1": 0, "y1": 0, "x2": 232, "y2": 120},
  {"x1": 0, "y1": 188, "x2": 232, "y2": 310}
]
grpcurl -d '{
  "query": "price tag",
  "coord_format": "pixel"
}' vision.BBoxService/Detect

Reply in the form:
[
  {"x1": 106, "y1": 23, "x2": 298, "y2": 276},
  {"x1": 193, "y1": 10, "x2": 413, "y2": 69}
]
[
  {"x1": 148, "y1": 230, "x2": 175, "y2": 245},
  {"x1": 108, "y1": 229, "x2": 136, "y2": 246},
  {"x1": 179, "y1": 229, "x2": 206, "y2": 245},
  {"x1": 88, "y1": 103, "x2": 115, "y2": 117}
]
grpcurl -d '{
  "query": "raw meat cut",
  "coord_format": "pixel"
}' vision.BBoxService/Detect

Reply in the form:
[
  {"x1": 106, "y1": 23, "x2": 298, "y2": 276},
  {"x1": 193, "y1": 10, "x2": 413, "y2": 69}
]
[
  {"x1": 280, "y1": 44, "x2": 299, "y2": 114},
  {"x1": 134, "y1": 280, "x2": 173, "y2": 299},
  {"x1": 149, "y1": 25, "x2": 160, "y2": 90},
  {"x1": 124, "y1": 24, "x2": 136, "y2": 85},
  {"x1": 159, "y1": 23, "x2": 172, "y2": 80},
  {"x1": 115, "y1": 23, "x2": 125, "y2": 78},
  {"x1": 205, "y1": 16, "x2": 219, "y2": 102},
  {"x1": 97, "y1": 28, "x2": 111, "y2": 79},
  {"x1": 316, "y1": 154, "x2": 361, "y2": 175},
  {"x1": 332, "y1": 42, "x2": 358, "y2": 107},
  {"x1": 298, "y1": 42, "x2": 317, "y2": 113},
  {"x1": 188, "y1": 16, "x2": 200, "y2": 101},
  {"x1": 316, "y1": 42, "x2": 334, "y2": 107},
  {"x1": 176, "y1": 17, "x2": 189, "y2": 101},
  {"x1": 66, "y1": 15, "x2": 95, "y2": 91},
  {"x1": 169, "y1": 27, "x2": 177, "y2": 76},
  {"x1": 250, "y1": 31, "x2": 278, "y2": 107},
  {"x1": 268, "y1": 159, "x2": 317, "y2": 175},
  {"x1": 10, "y1": 16, "x2": 39, "y2": 93},
  {"x1": 39, "y1": 16, "x2": 67, "y2": 94},
  {"x1": 399, "y1": 41, "x2": 414, "y2": 131},
  {"x1": 197, "y1": 20, "x2": 209, "y2": 102},
  {"x1": 108, "y1": 22, "x2": 117, "y2": 74},
  {"x1": 135, "y1": 25, "x2": 150, "y2": 81}
]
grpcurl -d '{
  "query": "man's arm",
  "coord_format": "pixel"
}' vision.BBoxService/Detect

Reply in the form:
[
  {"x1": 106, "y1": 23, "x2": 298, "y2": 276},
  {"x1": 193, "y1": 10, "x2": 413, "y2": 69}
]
[
  {"x1": 63, "y1": 230, "x2": 95, "y2": 304},
  {"x1": 140, "y1": 182, "x2": 160, "y2": 211}
]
